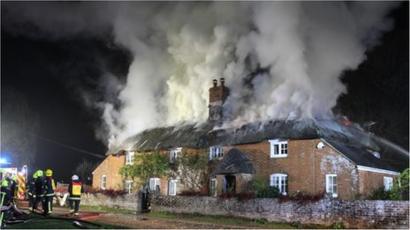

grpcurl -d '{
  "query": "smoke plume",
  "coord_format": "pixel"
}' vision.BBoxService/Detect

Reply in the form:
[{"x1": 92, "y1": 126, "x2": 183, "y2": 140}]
[{"x1": 2, "y1": 2, "x2": 399, "y2": 147}]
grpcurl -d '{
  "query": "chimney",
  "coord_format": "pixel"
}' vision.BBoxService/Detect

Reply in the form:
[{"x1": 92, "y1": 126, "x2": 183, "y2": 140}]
[{"x1": 208, "y1": 78, "x2": 230, "y2": 124}]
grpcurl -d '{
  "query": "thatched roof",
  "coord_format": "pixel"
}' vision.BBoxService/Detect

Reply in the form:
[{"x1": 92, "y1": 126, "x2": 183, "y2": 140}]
[{"x1": 107, "y1": 119, "x2": 409, "y2": 172}]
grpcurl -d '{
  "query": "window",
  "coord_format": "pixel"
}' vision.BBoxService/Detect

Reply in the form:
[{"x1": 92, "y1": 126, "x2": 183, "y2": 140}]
[
  {"x1": 269, "y1": 140, "x2": 288, "y2": 158},
  {"x1": 168, "y1": 179, "x2": 177, "y2": 196},
  {"x1": 125, "y1": 151, "x2": 135, "y2": 165},
  {"x1": 210, "y1": 178, "x2": 217, "y2": 196},
  {"x1": 125, "y1": 180, "x2": 133, "y2": 194},
  {"x1": 270, "y1": 173, "x2": 288, "y2": 195},
  {"x1": 384, "y1": 177, "x2": 393, "y2": 191},
  {"x1": 149, "y1": 177, "x2": 160, "y2": 191},
  {"x1": 100, "y1": 175, "x2": 107, "y2": 190},
  {"x1": 209, "y1": 146, "x2": 224, "y2": 160},
  {"x1": 169, "y1": 147, "x2": 182, "y2": 163},
  {"x1": 326, "y1": 174, "x2": 337, "y2": 197}
]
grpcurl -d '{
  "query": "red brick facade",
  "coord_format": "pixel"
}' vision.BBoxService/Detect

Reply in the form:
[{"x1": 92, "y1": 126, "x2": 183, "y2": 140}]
[{"x1": 92, "y1": 139, "x2": 398, "y2": 199}]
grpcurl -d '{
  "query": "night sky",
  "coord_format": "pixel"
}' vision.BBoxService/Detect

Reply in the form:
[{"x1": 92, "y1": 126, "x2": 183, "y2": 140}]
[{"x1": 1, "y1": 2, "x2": 408, "y2": 182}]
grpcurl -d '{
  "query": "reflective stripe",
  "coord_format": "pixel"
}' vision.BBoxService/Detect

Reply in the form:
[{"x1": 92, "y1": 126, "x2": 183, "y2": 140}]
[
  {"x1": 68, "y1": 197, "x2": 81, "y2": 200},
  {"x1": 46, "y1": 193, "x2": 55, "y2": 197}
]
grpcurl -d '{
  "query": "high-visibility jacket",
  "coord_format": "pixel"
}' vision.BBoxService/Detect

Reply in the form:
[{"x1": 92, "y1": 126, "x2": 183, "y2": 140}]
[
  {"x1": 68, "y1": 181, "x2": 83, "y2": 200},
  {"x1": 44, "y1": 177, "x2": 56, "y2": 197}
]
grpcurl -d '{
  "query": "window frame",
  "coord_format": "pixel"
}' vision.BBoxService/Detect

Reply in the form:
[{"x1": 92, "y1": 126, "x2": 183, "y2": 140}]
[
  {"x1": 210, "y1": 178, "x2": 217, "y2": 196},
  {"x1": 383, "y1": 176, "x2": 393, "y2": 191},
  {"x1": 168, "y1": 179, "x2": 177, "y2": 196},
  {"x1": 125, "y1": 151, "x2": 135, "y2": 165},
  {"x1": 100, "y1": 175, "x2": 107, "y2": 190},
  {"x1": 169, "y1": 147, "x2": 182, "y2": 163},
  {"x1": 209, "y1": 146, "x2": 224, "y2": 160},
  {"x1": 149, "y1": 177, "x2": 161, "y2": 191},
  {"x1": 270, "y1": 173, "x2": 288, "y2": 195},
  {"x1": 325, "y1": 174, "x2": 338, "y2": 198},
  {"x1": 124, "y1": 180, "x2": 133, "y2": 194},
  {"x1": 269, "y1": 139, "x2": 288, "y2": 158}
]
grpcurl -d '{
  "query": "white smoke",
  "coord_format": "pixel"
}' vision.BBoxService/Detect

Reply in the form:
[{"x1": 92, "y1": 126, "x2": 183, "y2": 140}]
[{"x1": 2, "y1": 2, "x2": 399, "y2": 148}]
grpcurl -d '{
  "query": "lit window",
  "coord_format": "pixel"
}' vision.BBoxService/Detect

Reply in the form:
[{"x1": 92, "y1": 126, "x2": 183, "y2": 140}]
[
  {"x1": 169, "y1": 147, "x2": 182, "y2": 163},
  {"x1": 270, "y1": 173, "x2": 288, "y2": 195},
  {"x1": 149, "y1": 177, "x2": 160, "y2": 191},
  {"x1": 384, "y1": 177, "x2": 393, "y2": 191},
  {"x1": 326, "y1": 174, "x2": 337, "y2": 197},
  {"x1": 210, "y1": 178, "x2": 217, "y2": 196},
  {"x1": 168, "y1": 179, "x2": 177, "y2": 196},
  {"x1": 125, "y1": 180, "x2": 133, "y2": 194},
  {"x1": 125, "y1": 151, "x2": 135, "y2": 165},
  {"x1": 269, "y1": 140, "x2": 288, "y2": 158},
  {"x1": 209, "y1": 146, "x2": 224, "y2": 160},
  {"x1": 100, "y1": 175, "x2": 107, "y2": 190}
]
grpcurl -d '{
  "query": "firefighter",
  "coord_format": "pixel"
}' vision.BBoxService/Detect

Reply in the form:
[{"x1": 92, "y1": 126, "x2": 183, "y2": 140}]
[
  {"x1": 0, "y1": 173, "x2": 12, "y2": 206},
  {"x1": 43, "y1": 169, "x2": 55, "y2": 215},
  {"x1": 27, "y1": 172, "x2": 38, "y2": 211},
  {"x1": 32, "y1": 170, "x2": 45, "y2": 212},
  {"x1": 68, "y1": 175, "x2": 83, "y2": 216},
  {"x1": 10, "y1": 175, "x2": 18, "y2": 202}
]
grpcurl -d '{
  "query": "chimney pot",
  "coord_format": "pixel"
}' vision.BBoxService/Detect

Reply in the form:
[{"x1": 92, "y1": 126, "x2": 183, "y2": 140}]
[
  {"x1": 213, "y1": 79, "x2": 217, "y2": 87},
  {"x1": 220, "y1": 78, "x2": 225, "y2": 87}
]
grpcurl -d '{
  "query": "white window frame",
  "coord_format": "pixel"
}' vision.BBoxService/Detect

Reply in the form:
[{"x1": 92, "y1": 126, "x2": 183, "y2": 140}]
[
  {"x1": 149, "y1": 177, "x2": 161, "y2": 191},
  {"x1": 125, "y1": 180, "x2": 133, "y2": 194},
  {"x1": 168, "y1": 179, "x2": 177, "y2": 196},
  {"x1": 270, "y1": 173, "x2": 288, "y2": 195},
  {"x1": 125, "y1": 151, "x2": 135, "y2": 165},
  {"x1": 269, "y1": 139, "x2": 288, "y2": 158},
  {"x1": 210, "y1": 178, "x2": 217, "y2": 196},
  {"x1": 209, "y1": 146, "x2": 224, "y2": 160},
  {"x1": 169, "y1": 147, "x2": 182, "y2": 163},
  {"x1": 383, "y1": 176, "x2": 393, "y2": 191},
  {"x1": 326, "y1": 174, "x2": 338, "y2": 198},
  {"x1": 100, "y1": 175, "x2": 107, "y2": 190}
]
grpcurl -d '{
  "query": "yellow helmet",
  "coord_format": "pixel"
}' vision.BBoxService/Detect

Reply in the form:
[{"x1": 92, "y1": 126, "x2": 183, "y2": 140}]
[{"x1": 45, "y1": 169, "x2": 53, "y2": 177}]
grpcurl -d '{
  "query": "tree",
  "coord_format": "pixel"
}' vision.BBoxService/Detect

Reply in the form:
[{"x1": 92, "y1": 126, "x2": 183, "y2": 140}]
[
  {"x1": 73, "y1": 159, "x2": 97, "y2": 185},
  {"x1": 119, "y1": 151, "x2": 169, "y2": 187},
  {"x1": 170, "y1": 150, "x2": 208, "y2": 191}
]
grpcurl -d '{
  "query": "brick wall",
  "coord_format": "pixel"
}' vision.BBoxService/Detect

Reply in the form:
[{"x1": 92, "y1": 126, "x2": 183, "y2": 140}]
[
  {"x1": 92, "y1": 154, "x2": 125, "y2": 190},
  {"x1": 358, "y1": 170, "x2": 395, "y2": 197},
  {"x1": 152, "y1": 195, "x2": 409, "y2": 228},
  {"x1": 223, "y1": 139, "x2": 360, "y2": 199}
]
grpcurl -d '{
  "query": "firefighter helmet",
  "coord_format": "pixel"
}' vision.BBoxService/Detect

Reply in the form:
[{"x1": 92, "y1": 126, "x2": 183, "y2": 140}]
[
  {"x1": 33, "y1": 172, "x2": 38, "y2": 179},
  {"x1": 45, "y1": 169, "x2": 53, "y2": 177},
  {"x1": 36, "y1": 170, "x2": 44, "y2": 177},
  {"x1": 72, "y1": 175, "x2": 79, "y2": 181}
]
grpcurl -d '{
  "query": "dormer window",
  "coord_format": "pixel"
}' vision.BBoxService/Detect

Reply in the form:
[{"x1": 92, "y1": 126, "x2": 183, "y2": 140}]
[
  {"x1": 209, "y1": 146, "x2": 223, "y2": 160},
  {"x1": 125, "y1": 151, "x2": 135, "y2": 165},
  {"x1": 169, "y1": 147, "x2": 182, "y2": 163},
  {"x1": 269, "y1": 139, "x2": 288, "y2": 158}
]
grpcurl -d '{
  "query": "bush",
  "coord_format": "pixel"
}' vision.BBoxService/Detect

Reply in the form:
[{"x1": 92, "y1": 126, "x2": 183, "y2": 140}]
[
  {"x1": 179, "y1": 190, "x2": 208, "y2": 196},
  {"x1": 218, "y1": 192, "x2": 255, "y2": 201},
  {"x1": 250, "y1": 178, "x2": 280, "y2": 198},
  {"x1": 368, "y1": 187, "x2": 393, "y2": 200},
  {"x1": 279, "y1": 191, "x2": 324, "y2": 204}
]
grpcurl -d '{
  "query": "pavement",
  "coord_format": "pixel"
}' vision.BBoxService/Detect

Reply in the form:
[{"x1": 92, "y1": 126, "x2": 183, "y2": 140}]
[{"x1": 14, "y1": 200, "x2": 248, "y2": 229}]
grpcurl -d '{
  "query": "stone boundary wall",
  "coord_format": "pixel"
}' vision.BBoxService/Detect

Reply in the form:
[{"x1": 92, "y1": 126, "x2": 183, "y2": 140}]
[
  {"x1": 151, "y1": 195, "x2": 409, "y2": 228},
  {"x1": 81, "y1": 193, "x2": 140, "y2": 212}
]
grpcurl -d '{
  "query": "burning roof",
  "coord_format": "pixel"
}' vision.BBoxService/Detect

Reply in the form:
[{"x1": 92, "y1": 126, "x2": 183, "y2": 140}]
[{"x1": 108, "y1": 118, "x2": 408, "y2": 172}]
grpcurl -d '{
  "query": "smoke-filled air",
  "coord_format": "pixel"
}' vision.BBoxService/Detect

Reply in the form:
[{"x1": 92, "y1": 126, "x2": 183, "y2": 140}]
[{"x1": 3, "y1": 1, "x2": 399, "y2": 148}]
